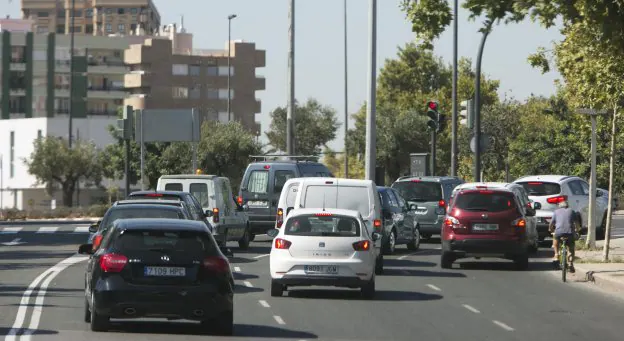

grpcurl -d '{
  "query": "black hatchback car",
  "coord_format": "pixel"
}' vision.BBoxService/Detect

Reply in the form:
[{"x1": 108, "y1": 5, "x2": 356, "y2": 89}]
[
  {"x1": 377, "y1": 186, "x2": 421, "y2": 254},
  {"x1": 79, "y1": 219, "x2": 235, "y2": 335}
]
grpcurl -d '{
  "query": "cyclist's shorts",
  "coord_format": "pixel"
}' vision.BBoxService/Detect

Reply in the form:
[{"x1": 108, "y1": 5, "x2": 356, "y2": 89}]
[{"x1": 554, "y1": 233, "x2": 575, "y2": 249}]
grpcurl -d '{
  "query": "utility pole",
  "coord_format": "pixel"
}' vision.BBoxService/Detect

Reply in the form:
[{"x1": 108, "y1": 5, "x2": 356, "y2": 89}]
[
  {"x1": 450, "y1": 0, "x2": 458, "y2": 176},
  {"x1": 227, "y1": 14, "x2": 237, "y2": 122},
  {"x1": 603, "y1": 105, "x2": 618, "y2": 261},
  {"x1": 343, "y1": 0, "x2": 349, "y2": 178},
  {"x1": 473, "y1": 20, "x2": 493, "y2": 182},
  {"x1": 68, "y1": 0, "x2": 76, "y2": 148},
  {"x1": 364, "y1": 0, "x2": 377, "y2": 181},
  {"x1": 286, "y1": 0, "x2": 295, "y2": 155},
  {"x1": 577, "y1": 107, "x2": 607, "y2": 248}
]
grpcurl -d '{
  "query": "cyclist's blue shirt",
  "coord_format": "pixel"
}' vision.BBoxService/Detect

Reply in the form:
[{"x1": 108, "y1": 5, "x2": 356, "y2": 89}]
[{"x1": 551, "y1": 207, "x2": 575, "y2": 235}]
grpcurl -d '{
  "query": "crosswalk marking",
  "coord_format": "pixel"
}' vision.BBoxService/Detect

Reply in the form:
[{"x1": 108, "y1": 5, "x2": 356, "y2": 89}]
[
  {"x1": 36, "y1": 226, "x2": 59, "y2": 233},
  {"x1": 72, "y1": 226, "x2": 90, "y2": 233},
  {"x1": 1, "y1": 227, "x2": 23, "y2": 234}
]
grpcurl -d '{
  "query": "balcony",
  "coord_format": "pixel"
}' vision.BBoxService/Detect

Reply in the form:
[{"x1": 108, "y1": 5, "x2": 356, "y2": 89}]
[
  {"x1": 124, "y1": 73, "x2": 149, "y2": 88},
  {"x1": 87, "y1": 110, "x2": 117, "y2": 116},
  {"x1": 87, "y1": 85, "x2": 126, "y2": 99},
  {"x1": 87, "y1": 56, "x2": 127, "y2": 74},
  {"x1": 254, "y1": 77, "x2": 265, "y2": 91}
]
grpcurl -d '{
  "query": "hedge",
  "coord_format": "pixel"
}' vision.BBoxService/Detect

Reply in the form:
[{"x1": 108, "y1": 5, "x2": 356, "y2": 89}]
[{"x1": 0, "y1": 204, "x2": 110, "y2": 221}]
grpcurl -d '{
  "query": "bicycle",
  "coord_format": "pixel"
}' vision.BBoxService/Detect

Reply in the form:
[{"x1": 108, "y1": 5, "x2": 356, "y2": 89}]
[{"x1": 552, "y1": 232, "x2": 578, "y2": 283}]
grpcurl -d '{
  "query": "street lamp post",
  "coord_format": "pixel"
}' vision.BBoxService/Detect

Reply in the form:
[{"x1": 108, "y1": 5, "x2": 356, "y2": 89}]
[
  {"x1": 364, "y1": 0, "x2": 377, "y2": 181},
  {"x1": 68, "y1": 0, "x2": 76, "y2": 148},
  {"x1": 343, "y1": 0, "x2": 349, "y2": 178},
  {"x1": 227, "y1": 14, "x2": 237, "y2": 122}
]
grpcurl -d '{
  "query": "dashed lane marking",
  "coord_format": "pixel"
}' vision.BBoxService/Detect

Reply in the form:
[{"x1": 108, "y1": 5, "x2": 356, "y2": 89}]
[
  {"x1": 72, "y1": 226, "x2": 90, "y2": 233},
  {"x1": 492, "y1": 320, "x2": 515, "y2": 331},
  {"x1": 259, "y1": 300, "x2": 270, "y2": 308},
  {"x1": 427, "y1": 284, "x2": 441, "y2": 291},
  {"x1": 243, "y1": 281, "x2": 253, "y2": 288},
  {"x1": 1, "y1": 227, "x2": 22, "y2": 234},
  {"x1": 462, "y1": 304, "x2": 481, "y2": 314},
  {"x1": 273, "y1": 315, "x2": 286, "y2": 325},
  {"x1": 253, "y1": 254, "x2": 270, "y2": 259},
  {"x1": 36, "y1": 227, "x2": 58, "y2": 234},
  {"x1": 234, "y1": 266, "x2": 241, "y2": 272}
]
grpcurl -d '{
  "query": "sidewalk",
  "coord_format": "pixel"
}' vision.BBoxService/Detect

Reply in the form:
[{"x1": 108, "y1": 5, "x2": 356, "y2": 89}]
[{"x1": 568, "y1": 237, "x2": 624, "y2": 293}]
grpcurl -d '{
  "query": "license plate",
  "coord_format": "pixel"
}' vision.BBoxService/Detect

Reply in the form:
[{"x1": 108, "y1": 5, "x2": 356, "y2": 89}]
[
  {"x1": 144, "y1": 266, "x2": 186, "y2": 277},
  {"x1": 304, "y1": 265, "x2": 338, "y2": 274},
  {"x1": 247, "y1": 200, "x2": 268, "y2": 207},
  {"x1": 473, "y1": 223, "x2": 498, "y2": 231},
  {"x1": 415, "y1": 208, "x2": 428, "y2": 215}
]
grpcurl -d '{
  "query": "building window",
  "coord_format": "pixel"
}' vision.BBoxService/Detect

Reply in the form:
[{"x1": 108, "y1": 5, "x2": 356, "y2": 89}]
[
  {"x1": 218, "y1": 112, "x2": 229, "y2": 123},
  {"x1": 33, "y1": 50, "x2": 46, "y2": 61},
  {"x1": 189, "y1": 86, "x2": 201, "y2": 99},
  {"x1": 218, "y1": 66, "x2": 234, "y2": 76},
  {"x1": 118, "y1": 8, "x2": 126, "y2": 15},
  {"x1": 105, "y1": 23, "x2": 112, "y2": 33},
  {"x1": 85, "y1": 24, "x2": 94, "y2": 34},
  {"x1": 218, "y1": 89, "x2": 234, "y2": 99},
  {"x1": 118, "y1": 24, "x2": 125, "y2": 33},
  {"x1": 131, "y1": 8, "x2": 138, "y2": 15},
  {"x1": 86, "y1": 8, "x2": 93, "y2": 17},
  {"x1": 56, "y1": 25, "x2": 65, "y2": 33},
  {"x1": 55, "y1": 98, "x2": 70, "y2": 114},
  {"x1": 206, "y1": 89, "x2": 219, "y2": 99},
  {"x1": 38, "y1": 11, "x2": 49, "y2": 17},
  {"x1": 130, "y1": 23, "x2": 137, "y2": 32},
  {"x1": 57, "y1": 10, "x2": 65, "y2": 18},
  {"x1": 106, "y1": 8, "x2": 113, "y2": 15},
  {"x1": 172, "y1": 64, "x2": 188, "y2": 75},
  {"x1": 10, "y1": 47, "x2": 26, "y2": 63},
  {"x1": 72, "y1": 10, "x2": 82, "y2": 17},
  {"x1": 172, "y1": 87, "x2": 189, "y2": 99},
  {"x1": 206, "y1": 66, "x2": 218, "y2": 76},
  {"x1": 37, "y1": 130, "x2": 42, "y2": 139},
  {"x1": 55, "y1": 74, "x2": 70, "y2": 90},
  {"x1": 189, "y1": 65, "x2": 201, "y2": 76},
  {"x1": 70, "y1": 26, "x2": 82, "y2": 33},
  {"x1": 9, "y1": 71, "x2": 26, "y2": 89},
  {"x1": 9, "y1": 96, "x2": 26, "y2": 113},
  {"x1": 9, "y1": 131, "x2": 15, "y2": 178},
  {"x1": 36, "y1": 26, "x2": 49, "y2": 34}
]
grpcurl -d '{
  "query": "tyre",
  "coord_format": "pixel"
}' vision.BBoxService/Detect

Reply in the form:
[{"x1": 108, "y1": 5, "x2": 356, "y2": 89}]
[
  {"x1": 360, "y1": 275, "x2": 375, "y2": 299},
  {"x1": 383, "y1": 229, "x2": 396, "y2": 255},
  {"x1": 84, "y1": 296, "x2": 91, "y2": 323},
  {"x1": 238, "y1": 225, "x2": 251, "y2": 249},
  {"x1": 406, "y1": 227, "x2": 421, "y2": 251},
  {"x1": 514, "y1": 254, "x2": 529, "y2": 271},
  {"x1": 270, "y1": 280, "x2": 284, "y2": 297},
  {"x1": 201, "y1": 310, "x2": 234, "y2": 336},
  {"x1": 89, "y1": 293, "x2": 109, "y2": 332},
  {"x1": 374, "y1": 254, "x2": 384, "y2": 275},
  {"x1": 596, "y1": 214, "x2": 607, "y2": 240},
  {"x1": 249, "y1": 232, "x2": 256, "y2": 242},
  {"x1": 440, "y1": 252, "x2": 454, "y2": 269}
]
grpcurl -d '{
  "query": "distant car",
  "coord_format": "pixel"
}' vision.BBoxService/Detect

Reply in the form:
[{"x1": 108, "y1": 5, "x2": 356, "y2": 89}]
[
  {"x1": 377, "y1": 186, "x2": 421, "y2": 254},
  {"x1": 440, "y1": 183, "x2": 536, "y2": 270},
  {"x1": 267, "y1": 208, "x2": 381, "y2": 299},
  {"x1": 79, "y1": 218, "x2": 234, "y2": 335}
]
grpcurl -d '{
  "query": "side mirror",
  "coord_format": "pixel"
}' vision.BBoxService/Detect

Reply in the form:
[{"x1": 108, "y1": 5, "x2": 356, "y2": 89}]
[
  {"x1": 596, "y1": 191, "x2": 604, "y2": 197},
  {"x1": 88, "y1": 223, "x2": 99, "y2": 233},
  {"x1": 266, "y1": 229, "x2": 279, "y2": 238},
  {"x1": 372, "y1": 232, "x2": 381, "y2": 241},
  {"x1": 220, "y1": 246, "x2": 233, "y2": 258},
  {"x1": 205, "y1": 210, "x2": 213, "y2": 217},
  {"x1": 78, "y1": 244, "x2": 94, "y2": 255},
  {"x1": 533, "y1": 202, "x2": 542, "y2": 210},
  {"x1": 286, "y1": 207, "x2": 294, "y2": 215},
  {"x1": 409, "y1": 204, "x2": 417, "y2": 211}
]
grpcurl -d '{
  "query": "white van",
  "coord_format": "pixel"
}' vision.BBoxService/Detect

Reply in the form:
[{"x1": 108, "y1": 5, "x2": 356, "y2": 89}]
[
  {"x1": 291, "y1": 177, "x2": 384, "y2": 273},
  {"x1": 156, "y1": 174, "x2": 251, "y2": 249},
  {"x1": 274, "y1": 178, "x2": 306, "y2": 229}
]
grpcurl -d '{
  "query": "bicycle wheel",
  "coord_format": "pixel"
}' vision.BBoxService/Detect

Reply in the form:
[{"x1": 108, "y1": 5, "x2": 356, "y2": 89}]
[{"x1": 561, "y1": 246, "x2": 567, "y2": 282}]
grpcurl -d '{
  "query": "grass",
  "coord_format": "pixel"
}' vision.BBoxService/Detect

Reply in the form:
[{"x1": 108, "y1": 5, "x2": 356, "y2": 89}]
[{"x1": 573, "y1": 256, "x2": 624, "y2": 264}]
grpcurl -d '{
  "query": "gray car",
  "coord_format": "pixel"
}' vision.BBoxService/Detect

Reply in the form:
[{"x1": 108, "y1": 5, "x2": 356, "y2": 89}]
[{"x1": 391, "y1": 176, "x2": 464, "y2": 240}]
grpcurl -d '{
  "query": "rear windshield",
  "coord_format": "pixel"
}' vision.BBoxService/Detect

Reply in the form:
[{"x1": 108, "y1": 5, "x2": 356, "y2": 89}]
[
  {"x1": 454, "y1": 191, "x2": 516, "y2": 212},
  {"x1": 103, "y1": 207, "x2": 186, "y2": 230},
  {"x1": 284, "y1": 215, "x2": 360, "y2": 237},
  {"x1": 164, "y1": 183, "x2": 183, "y2": 191},
  {"x1": 246, "y1": 170, "x2": 269, "y2": 194},
  {"x1": 303, "y1": 185, "x2": 371, "y2": 218},
  {"x1": 516, "y1": 182, "x2": 561, "y2": 196},
  {"x1": 298, "y1": 164, "x2": 333, "y2": 177},
  {"x1": 392, "y1": 181, "x2": 442, "y2": 202},
  {"x1": 189, "y1": 182, "x2": 210, "y2": 207},
  {"x1": 113, "y1": 230, "x2": 216, "y2": 255}
]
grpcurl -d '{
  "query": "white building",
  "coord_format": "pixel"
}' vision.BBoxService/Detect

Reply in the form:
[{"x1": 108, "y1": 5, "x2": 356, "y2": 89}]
[{"x1": 0, "y1": 117, "x2": 123, "y2": 210}]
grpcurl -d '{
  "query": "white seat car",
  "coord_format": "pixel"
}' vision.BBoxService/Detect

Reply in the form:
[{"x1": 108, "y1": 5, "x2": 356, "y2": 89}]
[{"x1": 267, "y1": 208, "x2": 380, "y2": 299}]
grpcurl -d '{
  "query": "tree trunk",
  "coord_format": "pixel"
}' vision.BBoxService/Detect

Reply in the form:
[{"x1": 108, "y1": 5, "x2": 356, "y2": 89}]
[
  {"x1": 602, "y1": 106, "x2": 618, "y2": 261},
  {"x1": 62, "y1": 181, "x2": 75, "y2": 207}
]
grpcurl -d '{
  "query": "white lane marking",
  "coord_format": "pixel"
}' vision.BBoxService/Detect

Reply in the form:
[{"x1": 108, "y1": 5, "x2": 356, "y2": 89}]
[
  {"x1": 273, "y1": 315, "x2": 286, "y2": 325},
  {"x1": 253, "y1": 254, "x2": 270, "y2": 259},
  {"x1": 462, "y1": 304, "x2": 481, "y2": 313},
  {"x1": 259, "y1": 300, "x2": 270, "y2": 308},
  {"x1": 72, "y1": 226, "x2": 90, "y2": 233},
  {"x1": 4, "y1": 254, "x2": 88, "y2": 341},
  {"x1": 398, "y1": 250, "x2": 427, "y2": 260},
  {"x1": 234, "y1": 266, "x2": 241, "y2": 272},
  {"x1": 1, "y1": 227, "x2": 22, "y2": 234},
  {"x1": 492, "y1": 320, "x2": 515, "y2": 331},
  {"x1": 427, "y1": 284, "x2": 441, "y2": 291},
  {"x1": 36, "y1": 227, "x2": 58, "y2": 234},
  {"x1": 1, "y1": 238, "x2": 25, "y2": 246},
  {"x1": 244, "y1": 281, "x2": 253, "y2": 288}
]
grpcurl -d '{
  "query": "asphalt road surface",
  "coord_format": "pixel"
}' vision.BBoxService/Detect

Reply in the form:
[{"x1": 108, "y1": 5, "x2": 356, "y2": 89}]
[{"x1": 1, "y1": 220, "x2": 624, "y2": 341}]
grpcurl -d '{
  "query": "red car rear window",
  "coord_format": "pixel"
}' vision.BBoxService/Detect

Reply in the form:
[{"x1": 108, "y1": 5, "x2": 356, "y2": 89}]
[{"x1": 454, "y1": 191, "x2": 516, "y2": 212}]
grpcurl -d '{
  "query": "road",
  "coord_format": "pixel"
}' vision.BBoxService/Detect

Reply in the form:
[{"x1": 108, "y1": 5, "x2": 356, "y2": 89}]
[{"x1": 1, "y1": 221, "x2": 624, "y2": 341}]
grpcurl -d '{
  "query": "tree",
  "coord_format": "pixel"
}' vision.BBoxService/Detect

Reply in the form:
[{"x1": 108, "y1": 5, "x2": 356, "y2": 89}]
[
  {"x1": 198, "y1": 120, "x2": 262, "y2": 192},
  {"x1": 25, "y1": 137, "x2": 102, "y2": 207},
  {"x1": 322, "y1": 148, "x2": 365, "y2": 179},
  {"x1": 265, "y1": 99, "x2": 340, "y2": 155}
]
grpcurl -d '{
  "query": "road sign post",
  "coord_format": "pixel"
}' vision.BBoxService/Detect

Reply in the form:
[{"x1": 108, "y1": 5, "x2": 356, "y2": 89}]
[{"x1": 410, "y1": 153, "x2": 430, "y2": 177}]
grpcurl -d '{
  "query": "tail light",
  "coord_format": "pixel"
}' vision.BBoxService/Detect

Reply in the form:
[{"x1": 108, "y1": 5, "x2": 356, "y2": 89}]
[
  {"x1": 99, "y1": 254, "x2": 128, "y2": 273},
  {"x1": 444, "y1": 216, "x2": 467, "y2": 234},
  {"x1": 276, "y1": 208, "x2": 284, "y2": 228},
  {"x1": 212, "y1": 208, "x2": 220, "y2": 223},
  {"x1": 479, "y1": 190, "x2": 494, "y2": 194},
  {"x1": 202, "y1": 256, "x2": 230, "y2": 273},
  {"x1": 512, "y1": 218, "x2": 526, "y2": 228},
  {"x1": 92, "y1": 234, "x2": 103, "y2": 250},
  {"x1": 352, "y1": 240, "x2": 370, "y2": 251},
  {"x1": 145, "y1": 193, "x2": 163, "y2": 197},
  {"x1": 436, "y1": 199, "x2": 447, "y2": 215},
  {"x1": 237, "y1": 196, "x2": 243, "y2": 205},
  {"x1": 274, "y1": 238, "x2": 291, "y2": 249},
  {"x1": 546, "y1": 195, "x2": 567, "y2": 204},
  {"x1": 438, "y1": 200, "x2": 446, "y2": 207},
  {"x1": 373, "y1": 219, "x2": 382, "y2": 231}
]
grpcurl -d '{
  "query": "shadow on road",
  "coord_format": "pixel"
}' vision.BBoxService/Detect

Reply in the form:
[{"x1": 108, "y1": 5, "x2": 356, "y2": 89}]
[
  {"x1": 233, "y1": 245, "x2": 272, "y2": 255},
  {"x1": 0, "y1": 286, "x2": 82, "y2": 298},
  {"x1": 382, "y1": 268, "x2": 466, "y2": 278},
  {"x1": 234, "y1": 284, "x2": 264, "y2": 294},
  {"x1": 286, "y1": 288, "x2": 443, "y2": 302},
  {"x1": 233, "y1": 272, "x2": 259, "y2": 281},
  {"x1": 383, "y1": 258, "x2": 438, "y2": 268},
  {"x1": 0, "y1": 250, "x2": 76, "y2": 260},
  {"x1": 0, "y1": 328, "x2": 58, "y2": 336},
  {"x1": 228, "y1": 256, "x2": 259, "y2": 264},
  {"x1": 457, "y1": 259, "x2": 556, "y2": 272},
  {"x1": 0, "y1": 262, "x2": 57, "y2": 271}
]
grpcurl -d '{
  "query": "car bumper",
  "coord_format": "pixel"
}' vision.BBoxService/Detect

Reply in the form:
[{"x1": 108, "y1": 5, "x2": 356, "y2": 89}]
[
  {"x1": 270, "y1": 255, "x2": 374, "y2": 285},
  {"x1": 442, "y1": 238, "x2": 527, "y2": 258},
  {"x1": 92, "y1": 280, "x2": 233, "y2": 320},
  {"x1": 419, "y1": 222, "x2": 442, "y2": 235},
  {"x1": 273, "y1": 275, "x2": 369, "y2": 288},
  {"x1": 248, "y1": 217, "x2": 274, "y2": 234}
]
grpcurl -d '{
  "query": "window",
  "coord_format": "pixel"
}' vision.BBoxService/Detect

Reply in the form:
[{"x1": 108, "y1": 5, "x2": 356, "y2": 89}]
[
  {"x1": 56, "y1": 25, "x2": 65, "y2": 33},
  {"x1": 131, "y1": 8, "x2": 138, "y2": 15},
  {"x1": 392, "y1": 181, "x2": 442, "y2": 202},
  {"x1": 217, "y1": 66, "x2": 234, "y2": 76},
  {"x1": 285, "y1": 182, "x2": 300, "y2": 208},
  {"x1": 454, "y1": 192, "x2": 516, "y2": 213},
  {"x1": 217, "y1": 112, "x2": 229, "y2": 123},
  {"x1": 206, "y1": 89, "x2": 219, "y2": 99},
  {"x1": 57, "y1": 10, "x2": 65, "y2": 18},
  {"x1": 105, "y1": 23, "x2": 112, "y2": 33},
  {"x1": 37, "y1": 11, "x2": 49, "y2": 17},
  {"x1": 130, "y1": 23, "x2": 137, "y2": 32},
  {"x1": 172, "y1": 64, "x2": 188, "y2": 75},
  {"x1": 220, "y1": 181, "x2": 233, "y2": 214},
  {"x1": 9, "y1": 131, "x2": 15, "y2": 178},
  {"x1": 85, "y1": 9, "x2": 93, "y2": 17},
  {"x1": 218, "y1": 89, "x2": 234, "y2": 99},
  {"x1": 392, "y1": 189, "x2": 408, "y2": 210},
  {"x1": 303, "y1": 185, "x2": 371, "y2": 218},
  {"x1": 106, "y1": 8, "x2": 113, "y2": 15},
  {"x1": 164, "y1": 183, "x2": 183, "y2": 191},
  {"x1": 380, "y1": 191, "x2": 398, "y2": 208},
  {"x1": 246, "y1": 171, "x2": 269, "y2": 194},
  {"x1": 516, "y1": 182, "x2": 562, "y2": 196},
  {"x1": 284, "y1": 215, "x2": 360, "y2": 237},
  {"x1": 36, "y1": 26, "x2": 49, "y2": 34},
  {"x1": 70, "y1": 26, "x2": 82, "y2": 33},
  {"x1": 189, "y1": 65, "x2": 201, "y2": 76},
  {"x1": 274, "y1": 170, "x2": 295, "y2": 193},
  {"x1": 118, "y1": 8, "x2": 125, "y2": 15},
  {"x1": 72, "y1": 10, "x2": 82, "y2": 17},
  {"x1": 580, "y1": 181, "x2": 590, "y2": 195},
  {"x1": 85, "y1": 24, "x2": 93, "y2": 34},
  {"x1": 189, "y1": 86, "x2": 200, "y2": 99},
  {"x1": 190, "y1": 183, "x2": 210, "y2": 208},
  {"x1": 37, "y1": 130, "x2": 42, "y2": 139},
  {"x1": 113, "y1": 230, "x2": 216, "y2": 256},
  {"x1": 206, "y1": 66, "x2": 218, "y2": 76},
  {"x1": 103, "y1": 206, "x2": 186, "y2": 230},
  {"x1": 118, "y1": 24, "x2": 125, "y2": 32},
  {"x1": 172, "y1": 87, "x2": 188, "y2": 99}
]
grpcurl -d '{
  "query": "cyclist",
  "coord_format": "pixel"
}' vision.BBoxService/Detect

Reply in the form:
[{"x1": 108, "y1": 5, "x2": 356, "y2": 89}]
[{"x1": 548, "y1": 199, "x2": 578, "y2": 273}]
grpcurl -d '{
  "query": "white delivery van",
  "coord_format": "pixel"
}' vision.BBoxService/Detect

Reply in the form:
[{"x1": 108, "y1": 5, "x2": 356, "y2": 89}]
[
  {"x1": 291, "y1": 177, "x2": 384, "y2": 274},
  {"x1": 156, "y1": 174, "x2": 251, "y2": 249},
  {"x1": 274, "y1": 178, "x2": 307, "y2": 229}
]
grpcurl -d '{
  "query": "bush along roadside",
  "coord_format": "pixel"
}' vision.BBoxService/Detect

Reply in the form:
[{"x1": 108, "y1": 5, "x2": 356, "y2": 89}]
[{"x1": 0, "y1": 204, "x2": 109, "y2": 221}]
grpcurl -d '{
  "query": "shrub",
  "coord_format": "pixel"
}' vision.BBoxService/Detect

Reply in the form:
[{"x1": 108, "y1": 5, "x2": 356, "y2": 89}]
[{"x1": 0, "y1": 204, "x2": 111, "y2": 220}]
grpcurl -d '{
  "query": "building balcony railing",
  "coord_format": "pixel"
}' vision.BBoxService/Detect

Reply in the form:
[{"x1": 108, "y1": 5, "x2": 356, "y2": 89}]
[
  {"x1": 88, "y1": 85, "x2": 125, "y2": 91},
  {"x1": 87, "y1": 110, "x2": 117, "y2": 116}
]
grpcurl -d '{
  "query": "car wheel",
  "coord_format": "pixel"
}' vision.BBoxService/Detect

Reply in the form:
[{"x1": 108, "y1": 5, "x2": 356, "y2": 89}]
[
  {"x1": 360, "y1": 275, "x2": 375, "y2": 299},
  {"x1": 374, "y1": 254, "x2": 384, "y2": 275},
  {"x1": 270, "y1": 280, "x2": 284, "y2": 297},
  {"x1": 383, "y1": 230, "x2": 396, "y2": 255},
  {"x1": 249, "y1": 232, "x2": 256, "y2": 242},
  {"x1": 407, "y1": 227, "x2": 421, "y2": 251},
  {"x1": 84, "y1": 296, "x2": 91, "y2": 323},
  {"x1": 89, "y1": 293, "x2": 109, "y2": 332},
  {"x1": 238, "y1": 225, "x2": 251, "y2": 249},
  {"x1": 596, "y1": 214, "x2": 607, "y2": 240},
  {"x1": 440, "y1": 252, "x2": 454, "y2": 269},
  {"x1": 514, "y1": 254, "x2": 529, "y2": 271}
]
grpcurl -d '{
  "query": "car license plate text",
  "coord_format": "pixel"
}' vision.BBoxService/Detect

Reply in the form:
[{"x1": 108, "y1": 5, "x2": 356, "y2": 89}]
[
  {"x1": 247, "y1": 200, "x2": 268, "y2": 207},
  {"x1": 304, "y1": 265, "x2": 338, "y2": 274},
  {"x1": 144, "y1": 266, "x2": 186, "y2": 277},
  {"x1": 473, "y1": 223, "x2": 498, "y2": 231}
]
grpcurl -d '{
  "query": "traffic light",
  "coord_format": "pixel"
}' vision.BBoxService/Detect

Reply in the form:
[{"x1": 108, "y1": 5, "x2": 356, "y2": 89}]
[
  {"x1": 426, "y1": 100, "x2": 439, "y2": 131},
  {"x1": 459, "y1": 99, "x2": 474, "y2": 129},
  {"x1": 116, "y1": 105, "x2": 134, "y2": 140},
  {"x1": 196, "y1": 169, "x2": 203, "y2": 175},
  {"x1": 437, "y1": 113, "x2": 447, "y2": 132}
]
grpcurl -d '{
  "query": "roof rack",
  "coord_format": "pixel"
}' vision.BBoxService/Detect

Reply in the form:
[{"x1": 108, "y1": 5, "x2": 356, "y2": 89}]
[{"x1": 249, "y1": 154, "x2": 320, "y2": 162}]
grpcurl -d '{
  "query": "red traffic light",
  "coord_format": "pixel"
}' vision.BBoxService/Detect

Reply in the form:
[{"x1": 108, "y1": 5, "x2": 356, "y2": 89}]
[{"x1": 427, "y1": 101, "x2": 438, "y2": 110}]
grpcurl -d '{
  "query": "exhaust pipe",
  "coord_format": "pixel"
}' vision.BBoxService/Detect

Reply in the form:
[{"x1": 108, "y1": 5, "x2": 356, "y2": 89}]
[
  {"x1": 193, "y1": 309, "x2": 204, "y2": 317},
  {"x1": 124, "y1": 307, "x2": 136, "y2": 315}
]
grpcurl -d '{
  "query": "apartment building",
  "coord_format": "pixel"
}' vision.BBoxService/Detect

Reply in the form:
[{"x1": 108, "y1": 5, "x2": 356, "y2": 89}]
[{"x1": 21, "y1": 0, "x2": 161, "y2": 36}]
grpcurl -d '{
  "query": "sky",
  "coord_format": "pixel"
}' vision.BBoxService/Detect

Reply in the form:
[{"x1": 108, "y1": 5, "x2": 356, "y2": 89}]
[{"x1": 2, "y1": 0, "x2": 564, "y2": 151}]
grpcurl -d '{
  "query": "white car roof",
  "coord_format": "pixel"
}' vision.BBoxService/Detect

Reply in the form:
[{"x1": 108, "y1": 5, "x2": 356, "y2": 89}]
[
  {"x1": 298, "y1": 177, "x2": 375, "y2": 187},
  {"x1": 454, "y1": 182, "x2": 515, "y2": 192},
  {"x1": 288, "y1": 207, "x2": 362, "y2": 219},
  {"x1": 513, "y1": 175, "x2": 579, "y2": 183}
]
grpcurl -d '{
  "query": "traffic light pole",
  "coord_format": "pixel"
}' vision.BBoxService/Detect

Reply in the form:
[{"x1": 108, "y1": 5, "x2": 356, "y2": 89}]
[
  {"x1": 124, "y1": 138, "x2": 130, "y2": 197},
  {"x1": 431, "y1": 130, "x2": 436, "y2": 176},
  {"x1": 473, "y1": 20, "x2": 493, "y2": 183}
]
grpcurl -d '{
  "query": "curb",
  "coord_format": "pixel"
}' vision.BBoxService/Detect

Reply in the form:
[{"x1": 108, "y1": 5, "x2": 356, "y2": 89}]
[
  {"x1": 0, "y1": 218, "x2": 99, "y2": 225},
  {"x1": 568, "y1": 264, "x2": 624, "y2": 293}
]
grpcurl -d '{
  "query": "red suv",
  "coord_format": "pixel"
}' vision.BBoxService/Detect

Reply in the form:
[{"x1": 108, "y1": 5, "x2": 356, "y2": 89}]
[{"x1": 441, "y1": 187, "x2": 532, "y2": 270}]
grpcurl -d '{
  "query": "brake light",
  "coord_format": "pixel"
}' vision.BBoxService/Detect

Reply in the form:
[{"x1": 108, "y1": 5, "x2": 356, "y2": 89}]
[
  {"x1": 513, "y1": 218, "x2": 526, "y2": 228},
  {"x1": 444, "y1": 216, "x2": 466, "y2": 233},
  {"x1": 92, "y1": 234, "x2": 103, "y2": 250},
  {"x1": 99, "y1": 254, "x2": 128, "y2": 273},
  {"x1": 373, "y1": 219, "x2": 382, "y2": 230},
  {"x1": 438, "y1": 200, "x2": 446, "y2": 207},
  {"x1": 479, "y1": 190, "x2": 494, "y2": 194},
  {"x1": 527, "y1": 182, "x2": 542, "y2": 185},
  {"x1": 202, "y1": 256, "x2": 230, "y2": 273},
  {"x1": 276, "y1": 208, "x2": 284, "y2": 228},
  {"x1": 315, "y1": 212, "x2": 332, "y2": 216},
  {"x1": 263, "y1": 165, "x2": 271, "y2": 169},
  {"x1": 212, "y1": 208, "x2": 220, "y2": 223},
  {"x1": 476, "y1": 185, "x2": 487, "y2": 189},
  {"x1": 411, "y1": 179, "x2": 421, "y2": 183},
  {"x1": 352, "y1": 240, "x2": 370, "y2": 251},
  {"x1": 237, "y1": 196, "x2": 243, "y2": 205},
  {"x1": 546, "y1": 195, "x2": 567, "y2": 204},
  {"x1": 274, "y1": 238, "x2": 291, "y2": 249},
  {"x1": 146, "y1": 193, "x2": 163, "y2": 197}
]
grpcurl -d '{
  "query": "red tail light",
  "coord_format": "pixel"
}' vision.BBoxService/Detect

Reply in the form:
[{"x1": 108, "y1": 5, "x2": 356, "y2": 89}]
[
  {"x1": 546, "y1": 195, "x2": 567, "y2": 204},
  {"x1": 438, "y1": 200, "x2": 446, "y2": 207},
  {"x1": 411, "y1": 179, "x2": 421, "y2": 182},
  {"x1": 145, "y1": 193, "x2": 163, "y2": 197},
  {"x1": 352, "y1": 240, "x2": 370, "y2": 251},
  {"x1": 92, "y1": 234, "x2": 103, "y2": 250},
  {"x1": 315, "y1": 212, "x2": 332, "y2": 217},
  {"x1": 263, "y1": 165, "x2": 271, "y2": 169},
  {"x1": 276, "y1": 208, "x2": 284, "y2": 228},
  {"x1": 99, "y1": 254, "x2": 128, "y2": 273},
  {"x1": 237, "y1": 196, "x2": 243, "y2": 205},
  {"x1": 444, "y1": 216, "x2": 467, "y2": 234},
  {"x1": 513, "y1": 218, "x2": 526, "y2": 228},
  {"x1": 373, "y1": 219, "x2": 382, "y2": 230},
  {"x1": 202, "y1": 256, "x2": 230, "y2": 273},
  {"x1": 479, "y1": 190, "x2": 494, "y2": 194},
  {"x1": 274, "y1": 238, "x2": 291, "y2": 249},
  {"x1": 212, "y1": 208, "x2": 220, "y2": 223},
  {"x1": 527, "y1": 182, "x2": 542, "y2": 185}
]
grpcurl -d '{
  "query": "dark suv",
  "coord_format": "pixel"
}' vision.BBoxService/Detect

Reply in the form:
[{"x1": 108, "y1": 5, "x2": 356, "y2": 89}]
[
  {"x1": 377, "y1": 186, "x2": 420, "y2": 254},
  {"x1": 441, "y1": 186, "x2": 535, "y2": 270}
]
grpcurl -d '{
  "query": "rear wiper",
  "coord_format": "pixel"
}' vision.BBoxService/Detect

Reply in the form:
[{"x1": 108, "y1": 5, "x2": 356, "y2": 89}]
[
  {"x1": 409, "y1": 198, "x2": 426, "y2": 202},
  {"x1": 147, "y1": 248, "x2": 172, "y2": 253},
  {"x1": 463, "y1": 207, "x2": 490, "y2": 211},
  {"x1": 321, "y1": 232, "x2": 342, "y2": 236}
]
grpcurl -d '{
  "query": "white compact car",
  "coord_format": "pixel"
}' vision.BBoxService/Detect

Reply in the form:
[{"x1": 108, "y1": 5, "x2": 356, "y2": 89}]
[{"x1": 267, "y1": 208, "x2": 380, "y2": 299}]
